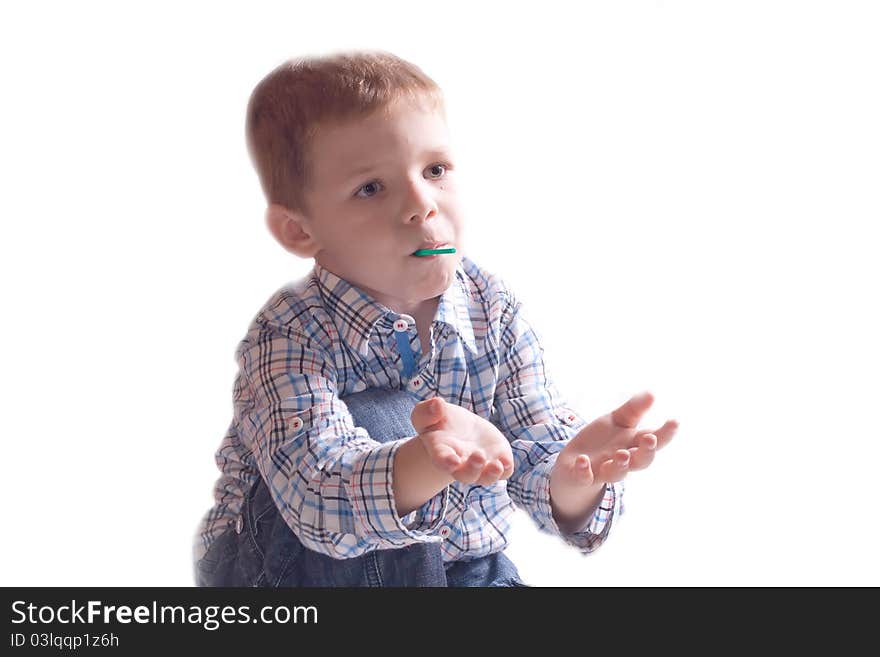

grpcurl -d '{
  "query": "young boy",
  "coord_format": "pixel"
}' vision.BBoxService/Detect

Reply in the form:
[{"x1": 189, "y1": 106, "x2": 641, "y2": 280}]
[{"x1": 193, "y1": 50, "x2": 678, "y2": 587}]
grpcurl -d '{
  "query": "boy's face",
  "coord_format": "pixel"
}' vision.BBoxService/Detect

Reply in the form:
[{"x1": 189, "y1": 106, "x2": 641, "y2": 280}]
[{"x1": 291, "y1": 99, "x2": 465, "y2": 312}]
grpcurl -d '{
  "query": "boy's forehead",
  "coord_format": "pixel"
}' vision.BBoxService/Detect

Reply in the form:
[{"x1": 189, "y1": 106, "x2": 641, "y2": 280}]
[{"x1": 311, "y1": 104, "x2": 452, "y2": 181}]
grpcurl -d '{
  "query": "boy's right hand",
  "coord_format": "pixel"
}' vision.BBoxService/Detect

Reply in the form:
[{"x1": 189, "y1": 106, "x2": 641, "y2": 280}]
[{"x1": 411, "y1": 397, "x2": 514, "y2": 486}]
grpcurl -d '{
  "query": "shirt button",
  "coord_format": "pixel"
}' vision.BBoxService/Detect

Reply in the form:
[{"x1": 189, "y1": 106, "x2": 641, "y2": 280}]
[
  {"x1": 235, "y1": 516, "x2": 243, "y2": 534},
  {"x1": 393, "y1": 319, "x2": 409, "y2": 332},
  {"x1": 409, "y1": 378, "x2": 423, "y2": 389},
  {"x1": 289, "y1": 416, "x2": 304, "y2": 431},
  {"x1": 439, "y1": 526, "x2": 451, "y2": 539}
]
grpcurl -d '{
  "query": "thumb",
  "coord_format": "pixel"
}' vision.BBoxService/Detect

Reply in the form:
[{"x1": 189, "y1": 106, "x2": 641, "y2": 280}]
[
  {"x1": 610, "y1": 390, "x2": 654, "y2": 428},
  {"x1": 411, "y1": 396, "x2": 443, "y2": 433}
]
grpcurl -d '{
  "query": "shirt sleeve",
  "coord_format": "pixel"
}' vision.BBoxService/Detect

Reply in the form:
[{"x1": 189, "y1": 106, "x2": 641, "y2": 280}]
[
  {"x1": 490, "y1": 294, "x2": 625, "y2": 553},
  {"x1": 234, "y1": 321, "x2": 447, "y2": 559}
]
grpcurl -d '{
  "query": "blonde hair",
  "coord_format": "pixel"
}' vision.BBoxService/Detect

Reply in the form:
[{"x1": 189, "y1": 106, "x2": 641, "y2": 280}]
[{"x1": 245, "y1": 50, "x2": 446, "y2": 215}]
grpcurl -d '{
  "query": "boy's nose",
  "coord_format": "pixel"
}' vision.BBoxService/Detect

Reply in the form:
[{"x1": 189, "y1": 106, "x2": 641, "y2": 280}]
[
  {"x1": 402, "y1": 179, "x2": 439, "y2": 224},
  {"x1": 408, "y1": 206, "x2": 438, "y2": 224}
]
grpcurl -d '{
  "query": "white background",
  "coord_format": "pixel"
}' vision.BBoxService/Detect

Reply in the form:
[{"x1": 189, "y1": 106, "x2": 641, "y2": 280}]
[{"x1": 2, "y1": 1, "x2": 878, "y2": 586}]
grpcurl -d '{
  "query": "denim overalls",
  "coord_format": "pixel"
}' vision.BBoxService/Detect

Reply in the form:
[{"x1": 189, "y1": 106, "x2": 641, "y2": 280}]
[{"x1": 195, "y1": 388, "x2": 527, "y2": 587}]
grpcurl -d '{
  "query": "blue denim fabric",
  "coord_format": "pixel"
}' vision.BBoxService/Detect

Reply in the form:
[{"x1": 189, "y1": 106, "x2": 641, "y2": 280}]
[{"x1": 195, "y1": 388, "x2": 527, "y2": 587}]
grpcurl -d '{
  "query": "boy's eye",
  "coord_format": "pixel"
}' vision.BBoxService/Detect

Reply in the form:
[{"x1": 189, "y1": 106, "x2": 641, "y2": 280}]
[
  {"x1": 353, "y1": 163, "x2": 450, "y2": 199},
  {"x1": 355, "y1": 181, "x2": 382, "y2": 198},
  {"x1": 426, "y1": 163, "x2": 448, "y2": 178}
]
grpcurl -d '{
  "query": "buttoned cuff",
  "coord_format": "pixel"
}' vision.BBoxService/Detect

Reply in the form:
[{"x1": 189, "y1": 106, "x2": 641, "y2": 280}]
[
  {"x1": 530, "y1": 455, "x2": 625, "y2": 553},
  {"x1": 348, "y1": 440, "x2": 447, "y2": 548},
  {"x1": 401, "y1": 486, "x2": 450, "y2": 533}
]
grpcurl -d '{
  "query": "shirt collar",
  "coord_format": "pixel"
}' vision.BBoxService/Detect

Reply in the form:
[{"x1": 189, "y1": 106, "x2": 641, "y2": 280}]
[{"x1": 313, "y1": 259, "x2": 478, "y2": 357}]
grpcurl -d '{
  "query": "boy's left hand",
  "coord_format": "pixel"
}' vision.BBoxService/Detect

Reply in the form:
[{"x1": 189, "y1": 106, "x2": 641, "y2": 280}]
[{"x1": 549, "y1": 392, "x2": 678, "y2": 528}]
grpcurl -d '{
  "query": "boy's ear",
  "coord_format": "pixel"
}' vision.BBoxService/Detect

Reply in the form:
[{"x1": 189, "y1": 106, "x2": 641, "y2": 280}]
[{"x1": 265, "y1": 203, "x2": 321, "y2": 258}]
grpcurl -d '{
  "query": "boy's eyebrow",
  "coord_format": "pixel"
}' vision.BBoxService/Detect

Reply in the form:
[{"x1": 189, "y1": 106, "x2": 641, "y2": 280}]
[{"x1": 340, "y1": 147, "x2": 453, "y2": 181}]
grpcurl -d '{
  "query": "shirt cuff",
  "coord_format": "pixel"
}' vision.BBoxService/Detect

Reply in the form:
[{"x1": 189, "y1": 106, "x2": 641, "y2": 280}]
[
  {"x1": 401, "y1": 487, "x2": 450, "y2": 533},
  {"x1": 348, "y1": 439, "x2": 448, "y2": 548},
  {"x1": 530, "y1": 455, "x2": 625, "y2": 553}
]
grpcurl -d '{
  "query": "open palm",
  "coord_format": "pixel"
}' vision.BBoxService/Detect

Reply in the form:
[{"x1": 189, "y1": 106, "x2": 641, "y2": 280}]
[
  {"x1": 411, "y1": 397, "x2": 515, "y2": 486},
  {"x1": 556, "y1": 391, "x2": 679, "y2": 487}
]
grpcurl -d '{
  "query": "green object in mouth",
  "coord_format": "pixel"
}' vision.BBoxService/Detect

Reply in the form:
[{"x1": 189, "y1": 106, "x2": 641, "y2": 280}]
[{"x1": 412, "y1": 247, "x2": 456, "y2": 256}]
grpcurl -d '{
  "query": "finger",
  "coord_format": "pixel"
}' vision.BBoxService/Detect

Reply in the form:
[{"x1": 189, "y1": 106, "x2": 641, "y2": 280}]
[
  {"x1": 628, "y1": 431, "x2": 657, "y2": 451},
  {"x1": 474, "y1": 459, "x2": 505, "y2": 486},
  {"x1": 452, "y1": 450, "x2": 487, "y2": 485},
  {"x1": 498, "y1": 456, "x2": 514, "y2": 479},
  {"x1": 627, "y1": 434, "x2": 657, "y2": 470},
  {"x1": 611, "y1": 391, "x2": 654, "y2": 428},
  {"x1": 596, "y1": 450, "x2": 631, "y2": 483},
  {"x1": 578, "y1": 454, "x2": 595, "y2": 485},
  {"x1": 636, "y1": 420, "x2": 678, "y2": 450},
  {"x1": 433, "y1": 443, "x2": 462, "y2": 471},
  {"x1": 498, "y1": 454, "x2": 515, "y2": 480},
  {"x1": 653, "y1": 419, "x2": 679, "y2": 449},
  {"x1": 410, "y1": 396, "x2": 443, "y2": 433},
  {"x1": 419, "y1": 429, "x2": 466, "y2": 468},
  {"x1": 566, "y1": 453, "x2": 596, "y2": 487}
]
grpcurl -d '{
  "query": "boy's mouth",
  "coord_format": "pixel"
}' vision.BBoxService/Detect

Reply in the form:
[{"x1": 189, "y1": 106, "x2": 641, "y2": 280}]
[{"x1": 411, "y1": 242, "x2": 455, "y2": 257}]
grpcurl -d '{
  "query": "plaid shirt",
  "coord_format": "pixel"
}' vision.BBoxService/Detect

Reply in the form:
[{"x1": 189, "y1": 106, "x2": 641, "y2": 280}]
[{"x1": 194, "y1": 256, "x2": 624, "y2": 563}]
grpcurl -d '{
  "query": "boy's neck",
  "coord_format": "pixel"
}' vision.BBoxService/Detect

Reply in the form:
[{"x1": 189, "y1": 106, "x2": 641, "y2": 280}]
[
  {"x1": 415, "y1": 295, "x2": 440, "y2": 327},
  {"x1": 411, "y1": 296, "x2": 440, "y2": 356}
]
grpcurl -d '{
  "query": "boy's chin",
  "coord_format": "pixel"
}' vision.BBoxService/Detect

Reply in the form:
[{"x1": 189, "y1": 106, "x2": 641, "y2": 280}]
[{"x1": 408, "y1": 268, "x2": 457, "y2": 297}]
